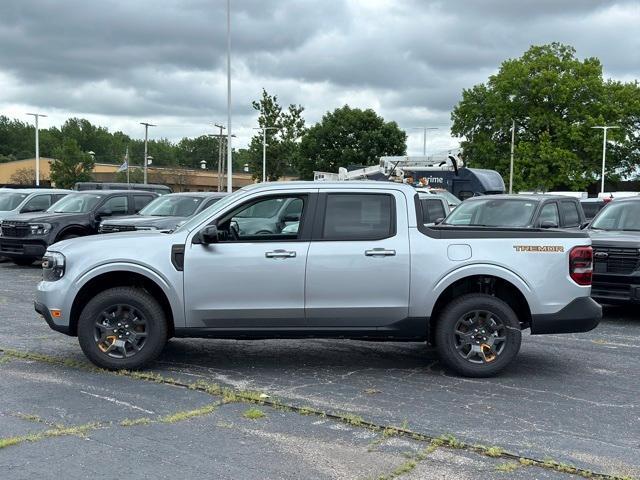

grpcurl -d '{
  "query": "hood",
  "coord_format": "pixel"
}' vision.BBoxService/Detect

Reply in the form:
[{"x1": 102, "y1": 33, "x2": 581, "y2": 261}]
[
  {"x1": 588, "y1": 229, "x2": 640, "y2": 247},
  {"x1": 101, "y1": 215, "x2": 186, "y2": 230},
  {"x1": 1, "y1": 211, "x2": 89, "y2": 224},
  {"x1": 50, "y1": 229, "x2": 175, "y2": 253}
]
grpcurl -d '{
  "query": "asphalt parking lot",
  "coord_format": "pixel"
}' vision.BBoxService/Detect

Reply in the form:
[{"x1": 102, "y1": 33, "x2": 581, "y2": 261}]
[{"x1": 0, "y1": 261, "x2": 638, "y2": 480}]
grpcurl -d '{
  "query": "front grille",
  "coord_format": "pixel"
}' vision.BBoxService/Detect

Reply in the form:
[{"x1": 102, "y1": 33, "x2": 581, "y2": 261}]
[
  {"x1": 100, "y1": 224, "x2": 137, "y2": 233},
  {"x1": 1, "y1": 221, "x2": 30, "y2": 238},
  {"x1": 0, "y1": 241, "x2": 24, "y2": 254},
  {"x1": 593, "y1": 247, "x2": 640, "y2": 274}
]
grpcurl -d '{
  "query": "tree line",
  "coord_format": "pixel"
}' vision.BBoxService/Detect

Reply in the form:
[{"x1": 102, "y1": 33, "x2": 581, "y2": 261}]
[{"x1": 2, "y1": 42, "x2": 638, "y2": 190}]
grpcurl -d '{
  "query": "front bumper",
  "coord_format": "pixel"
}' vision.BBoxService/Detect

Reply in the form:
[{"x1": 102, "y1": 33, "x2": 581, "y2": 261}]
[
  {"x1": 530, "y1": 296, "x2": 601, "y2": 334},
  {"x1": 35, "y1": 301, "x2": 71, "y2": 335},
  {"x1": 592, "y1": 273, "x2": 640, "y2": 304},
  {"x1": 0, "y1": 238, "x2": 48, "y2": 259}
]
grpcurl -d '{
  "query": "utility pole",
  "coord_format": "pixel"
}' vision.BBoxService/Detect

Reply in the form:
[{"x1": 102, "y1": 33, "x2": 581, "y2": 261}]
[
  {"x1": 509, "y1": 119, "x2": 515, "y2": 194},
  {"x1": 140, "y1": 122, "x2": 155, "y2": 184},
  {"x1": 253, "y1": 126, "x2": 277, "y2": 182},
  {"x1": 26, "y1": 112, "x2": 47, "y2": 186},
  {"x1": 214, "y1": 123, "x2": 226, "y2": 191},
  {"x1": 226, "y1": 0, "x2": 233, "y2": 192},
  {"x1": 411, "y1": 127, "x2": 438, "y2": 155},
  {"x1": 592, "y1": 125, "x2": 619, "y2": 194}
]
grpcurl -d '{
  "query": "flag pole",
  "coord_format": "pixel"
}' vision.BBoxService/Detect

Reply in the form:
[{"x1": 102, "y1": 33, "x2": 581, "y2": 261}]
[{"x1": 126, "y1": 147, "x2": 130, "y2": 185}]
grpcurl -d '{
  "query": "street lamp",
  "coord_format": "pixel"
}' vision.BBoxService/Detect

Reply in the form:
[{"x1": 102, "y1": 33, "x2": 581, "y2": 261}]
[
  {"x1": 253, "y1": 126, "x2": 277, "y2": 182},
  {"x1": 146, "y1": 155, "x2": 153, "y2": 166},
  {"x1": 140, "y1": 122, "x2": 156, "y2": 184},
  {"x1": 200, "y1": 159, "x2": 207, "y2": 170},
  {"x1": 411, "y1": 127, "x2": 438, "y2": 155},
  {"x1": 507, "y1": 95, "x2": 516, "y2": 195},
  {"x1": 591, "y1": 126, "x2": 619, "y2": 193},
  {"x1": 26, "y1": 112, "x2": 47, "y2": 186},
  {"x1": 226, "y1": 0, "x2": 233, "y2": 192}
]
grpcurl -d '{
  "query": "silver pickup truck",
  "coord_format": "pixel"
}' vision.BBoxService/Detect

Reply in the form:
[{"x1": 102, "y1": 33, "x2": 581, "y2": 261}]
[{"x1": 35, "y1": 182, "x2": 601, "y2": 377}]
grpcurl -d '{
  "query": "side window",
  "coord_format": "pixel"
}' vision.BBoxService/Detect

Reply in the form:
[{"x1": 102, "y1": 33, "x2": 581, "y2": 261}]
[
  {"x1": 560, "y1": 201, "x2": 581, "y2": 227},
  {"x1": 22, "y1": 195, "x2": 51, "y2": 212},
  {"x1": 202, "y1": 197, "x2": 222, "y2": 210},
  {"x1": 219, "y1": 195, "x2": 306, "y2": 241},
  {"x1": 100, "y1": 196, "x2": 129, "y2": 215},
  {"x1": 539, "y1": 203, "x2": 559, "y2": 226},
  {"x1": 322, "y1": 194, "x2": 394, "y2": 240},
  {"x1": 421, "y1": 199, "x2": 446, "y2": 223},
  {"x1": 52, "y1": 194, "x2": 67, "y2": 204},
  {"x1": 134, "y1": 195, "x2": 154, "y2": 212}
]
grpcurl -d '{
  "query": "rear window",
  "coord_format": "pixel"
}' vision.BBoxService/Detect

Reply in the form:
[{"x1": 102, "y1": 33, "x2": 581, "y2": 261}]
[
  {"x1": 420, "y1": 198, "x2": 446, "y2": 223},
  {"x1": 322, "y1": 194, "x2": 394, "y2": 240},
  {"x1": 444, "y1": 198, "x2": 537, "y2": 227}
]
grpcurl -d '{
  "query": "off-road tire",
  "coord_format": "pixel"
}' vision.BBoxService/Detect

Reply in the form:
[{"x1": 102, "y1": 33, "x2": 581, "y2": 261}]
[{"x1": 77, "y1": 287, "x2": 168, "y2": 370}]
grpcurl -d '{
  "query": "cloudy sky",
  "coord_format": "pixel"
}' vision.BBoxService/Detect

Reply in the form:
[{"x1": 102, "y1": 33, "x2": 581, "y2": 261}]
[{"x1": 0, "y1": 0, "x2": 638, "y2": 155}]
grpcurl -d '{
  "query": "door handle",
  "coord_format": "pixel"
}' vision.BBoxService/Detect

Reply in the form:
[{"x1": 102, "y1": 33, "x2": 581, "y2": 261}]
[
  {"x1": 365, "y1": 248, "x2": 396, "y2": 257},
  {"x1": 265, "y1": 249, "x2": 296, "y2": 259}
]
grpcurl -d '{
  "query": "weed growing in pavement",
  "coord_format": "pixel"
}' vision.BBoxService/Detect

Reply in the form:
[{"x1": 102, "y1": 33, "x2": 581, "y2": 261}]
[
  {"x1": 160, "y1": 403, "x2": 219, "y2": 423},
  {"x1": 486, "y1": 446, "x2": 504, "y2": 457},
  {"x1": 120, "y1": 418, "x2": 152, "y2": 427},
  {"x1": 242, "y1": 408, "x2": 266, "y2": 420},
  {"x1": 496, "y1": 462, "x2": 520, "y2": 473}
]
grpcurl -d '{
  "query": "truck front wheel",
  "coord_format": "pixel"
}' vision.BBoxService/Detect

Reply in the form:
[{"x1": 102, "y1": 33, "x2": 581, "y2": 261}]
[
  {"x1": 435, "y1": 294, "x2": 522, "y2": 377},
  {"x1": 77, "y1": 287, "x2": 168, "y2": 370}
]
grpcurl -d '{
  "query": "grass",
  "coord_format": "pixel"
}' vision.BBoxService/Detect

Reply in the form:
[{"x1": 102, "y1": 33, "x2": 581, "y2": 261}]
[
  {"x1": 242, "y1": 407, "x2": 266, "y2": 420},
  {"x1": 160, "y1": 403, "x2": 219, "y2": 424},
  {"x1": 120, "y1": 417, "x2": 152, "y2": 427},
  {"x1": 496, "y1": 462, "x2": 520, "y2": 473}
]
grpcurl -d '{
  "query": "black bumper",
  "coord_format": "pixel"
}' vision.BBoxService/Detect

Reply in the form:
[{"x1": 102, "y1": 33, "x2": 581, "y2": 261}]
[
  {"x1": 34, "y1": 301, "x2": 71, "y2": 336},
  {"x1": 592, "y1": 277, "x2": 640, "y2": 304},
  {"x1": 530, "y1": 297, "x2": 601, "y2": 334},
  {"x1": 0, "y1": 239, "x2": 47, "y2": 259}
]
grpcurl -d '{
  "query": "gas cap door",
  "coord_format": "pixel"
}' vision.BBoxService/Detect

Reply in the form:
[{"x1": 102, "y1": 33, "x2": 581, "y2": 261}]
[{"x1": 447, "y1": 244, "x2": 472, "y2": 261}]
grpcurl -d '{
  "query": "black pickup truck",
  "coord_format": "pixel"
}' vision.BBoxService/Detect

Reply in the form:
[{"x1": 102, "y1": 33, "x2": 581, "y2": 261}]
[
  {"x1": 587, "y1": 197, "x2": 640, "y2": 304},
  {"x1": 0, "y1": 190, "x2": 157, "y2": 265}
]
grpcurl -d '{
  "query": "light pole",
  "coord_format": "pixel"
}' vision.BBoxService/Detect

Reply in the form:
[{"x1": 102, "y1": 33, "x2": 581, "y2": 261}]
[
  {"x1": 592, "y1": 126, "x2": 619, "y2": 194},
  {"x1": 226, "y1": 0, "x2": 233, "y2": 192},
  {"x1": 214, "y1": 123, "x2": 226, "y2": 191},
  {"x1": 411, "y1": 127, "x2": 438, "y2": 155},
  {"x1": 509, "y1": 119, "x2": 515, "y2": 194},
  {"x1": 253, "y1": 126, "x2": 277, "y2": 182},
  {"x1": 26, "y1": 112, "x2": 47, "y2": 186},
  {"x1": 140, "y1": 122, "x2": 156, "y2": 184}
]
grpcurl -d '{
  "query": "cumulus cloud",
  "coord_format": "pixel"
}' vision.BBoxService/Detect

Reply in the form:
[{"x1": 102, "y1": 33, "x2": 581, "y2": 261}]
[{"x1": 0, "y1": 0, "x2": 637, "y2": 153}]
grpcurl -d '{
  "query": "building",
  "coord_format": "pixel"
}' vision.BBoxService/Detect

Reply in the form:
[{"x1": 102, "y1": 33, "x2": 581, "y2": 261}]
[{"x1": 0, "y1": 158, "x2": 264, "y2": 191}]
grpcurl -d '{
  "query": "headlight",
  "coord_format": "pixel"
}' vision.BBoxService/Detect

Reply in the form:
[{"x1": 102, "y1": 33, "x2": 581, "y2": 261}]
[
  {"x1": 42, "y1": 251, "x2": 65, "y2": 281},
  {"x1": 29, "y1": 223, "x2": 51, "y2": 235}
]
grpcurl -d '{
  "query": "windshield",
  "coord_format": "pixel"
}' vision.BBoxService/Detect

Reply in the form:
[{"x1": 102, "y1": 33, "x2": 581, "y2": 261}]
[
  {"x1": 139, "y1": 195, "x2": 204, "y2": 217},
  {"x1": 443, "y1": 198, "x2": 538, "y2": 227},
  {"x1": 431, "y1": 190, "x2": 461, "y2": 206},
  {"x1": 590, "y1": 202, "x2": 640, "y2": 231},
  {"x1": 0, "y1": 192, "x2": 28, "y2": 211},
  {"x1": 47, "y1": 193, "x2": 104, "y2": 213},
  {"x1": 173, "y1": 188, "x2": 248, "y2": 233}
]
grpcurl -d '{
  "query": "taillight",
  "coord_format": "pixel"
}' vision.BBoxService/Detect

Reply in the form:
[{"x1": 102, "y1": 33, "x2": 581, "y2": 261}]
[{"x1": 570, "y1": 246, "x2": 593, "y2": 286}]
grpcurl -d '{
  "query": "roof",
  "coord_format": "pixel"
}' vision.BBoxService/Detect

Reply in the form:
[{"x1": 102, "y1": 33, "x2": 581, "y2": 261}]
[
  {"x1": 0, "y1": 188, "x2": 70, "y2": 194},
  {"x1": 604, "y1": 196, "x2": 640, "y2": 203},
  {"x1": 244, "y1": 180, "x2": 418, "y2": 193},
  {"x1": 66, "y1": 189, "x2": 156, "y2": 195},
  {"x1": 166, "y1": 191, "x2": 227, "y2": 198},
  {"x1": 466, "y1": 194, "x2": 573, "y2": 202}
]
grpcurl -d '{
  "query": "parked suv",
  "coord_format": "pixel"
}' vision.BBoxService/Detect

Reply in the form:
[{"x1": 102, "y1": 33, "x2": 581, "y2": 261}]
[
  {"x1": 100, "y1": 192, "x2": 226, "y2": 233},
  {"x1": 442, "y1": 195, "x2": 585, "y2": 229},
  {"x1": 0, "y1": 190, "x2": 157, "y2": 265},
  {"x1": 0, "y1": 188, "x2": 70, "y2": 221},
  {"x1": 588, "y1": 197, "x2": 640, "y2": 304}
]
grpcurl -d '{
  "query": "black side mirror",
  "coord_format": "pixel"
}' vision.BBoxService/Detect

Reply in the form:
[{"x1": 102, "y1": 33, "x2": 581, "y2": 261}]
[
  {"x1": 283, "y1": 214, "x2": 300, "y2": 222},
  {"x1": 97, "y1": 207, "x2": 112, "y2": 217},
  {"x1": 579, "y1": 222, "x2": 589, "y2": 230},
  {"x1": 434, "y1": 217, "x2": 444, "y2": 225},
  {"x1": 195, "y1": 225, "x2": 219, "y2": 244},
  {"x1": 540, "y1": 220, "x2": 558, "y2": 229}
]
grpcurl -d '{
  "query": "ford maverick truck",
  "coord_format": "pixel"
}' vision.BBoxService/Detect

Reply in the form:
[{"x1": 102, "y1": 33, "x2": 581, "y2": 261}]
[{"x1": 35, "y1": 182, "x2": 601, "y2": 377}]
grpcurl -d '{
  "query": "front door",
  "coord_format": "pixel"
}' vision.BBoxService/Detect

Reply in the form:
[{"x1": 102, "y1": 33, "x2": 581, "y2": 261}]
[
  {"x1": 183, "y1": 192, "x2": 315, "y2": 329},
  {"x1": 305, "y1": 190, "x2": 411, "y2": 327}
]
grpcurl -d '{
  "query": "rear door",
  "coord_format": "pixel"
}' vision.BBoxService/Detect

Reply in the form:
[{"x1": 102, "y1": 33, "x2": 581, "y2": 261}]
[{"x1": 305, "y1": 189, "x2": 411, "y2": 327}]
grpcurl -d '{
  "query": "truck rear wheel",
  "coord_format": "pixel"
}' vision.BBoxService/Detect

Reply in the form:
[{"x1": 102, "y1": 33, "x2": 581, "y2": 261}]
[
  {"x1": 435, "y1": 294, "x2": 521, "y2": 377},
  {"x1": 77, "y1": 287, "x2": 168, "y2": 370}
]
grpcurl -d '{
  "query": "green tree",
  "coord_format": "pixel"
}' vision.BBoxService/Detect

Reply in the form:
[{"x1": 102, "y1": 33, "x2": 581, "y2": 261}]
[
  {"x1": 297, "y1": 106, "x2": 407, "y2": 180},
  {"x1": 247, "y1": 89, "x2": 306, "y2": 180},
  {"x1": 50, "y1": 138, "x2": 95, "y2": 188},
  {"x1": 451, "y1": 43, "x2": 640, "y2": 192}
]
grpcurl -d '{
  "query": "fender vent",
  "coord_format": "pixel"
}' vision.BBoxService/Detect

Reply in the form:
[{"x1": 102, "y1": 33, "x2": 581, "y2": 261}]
[{"x1": 171, "y1": 244, "x2": 185, "y2": 271}]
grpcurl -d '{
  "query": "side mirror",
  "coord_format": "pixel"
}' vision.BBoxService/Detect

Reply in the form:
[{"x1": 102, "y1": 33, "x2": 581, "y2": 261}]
[
  {"x1": 540, "y1": 220, "x2": 558, "y2": 229},
  {"x1": 579, "y1": 222, "x2": 589, "y2": 230},
  {"x1": 434, "y1": 217, "x2": 445, "y2": 225},
  {"x1": 195, "y1": 225, "x2": 219, "y2": 244},
  {"x1": 283, "y1": 214, "x2": 300, "y2": 223},
  {"x1": 97, "y1": 207, "x2": 112, "y2": 217}
]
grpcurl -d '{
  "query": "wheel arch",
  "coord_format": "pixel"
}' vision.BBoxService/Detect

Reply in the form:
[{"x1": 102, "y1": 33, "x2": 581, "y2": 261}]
[
  {"x1": 428, "y1": 274, "x2": 532, "y2": 345},
  {"x1": 69, "y1": 270, "x2": 176, "y2": 338},
  {"x1": 56, "y1": 225, "x2": 90, "y2": 242}
]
